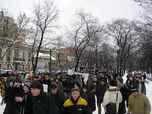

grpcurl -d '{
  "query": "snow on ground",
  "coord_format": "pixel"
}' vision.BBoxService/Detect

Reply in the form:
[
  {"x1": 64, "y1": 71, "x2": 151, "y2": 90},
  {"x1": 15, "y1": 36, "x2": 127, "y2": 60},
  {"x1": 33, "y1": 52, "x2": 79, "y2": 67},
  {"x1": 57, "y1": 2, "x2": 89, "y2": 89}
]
[
  {"x1": 0, "y1": 97, "x2": 5, "y2": 114},
  {"x1": 0, "y1": 73, "x2": 152, "y2": 114},
  {"x1": 146, "y1": 79, "x2": 152, "y2": 114},
  {"x1": 93, "y1": 73, "x2": 152, "y2": 114},
  {"x1": 93, "y1": 97, "x2": 104, "y2": 114}
]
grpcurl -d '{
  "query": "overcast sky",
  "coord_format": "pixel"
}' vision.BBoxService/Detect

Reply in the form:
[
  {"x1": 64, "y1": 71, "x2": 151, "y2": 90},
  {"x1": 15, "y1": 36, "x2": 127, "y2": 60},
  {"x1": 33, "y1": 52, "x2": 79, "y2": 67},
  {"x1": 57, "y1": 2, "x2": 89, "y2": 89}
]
[
  {"x1": 0, "y1": 0, "x2": 143, "y2": 21},
  {"x1": 0, "y1": 0, "x2": 143, "y2": 36}
]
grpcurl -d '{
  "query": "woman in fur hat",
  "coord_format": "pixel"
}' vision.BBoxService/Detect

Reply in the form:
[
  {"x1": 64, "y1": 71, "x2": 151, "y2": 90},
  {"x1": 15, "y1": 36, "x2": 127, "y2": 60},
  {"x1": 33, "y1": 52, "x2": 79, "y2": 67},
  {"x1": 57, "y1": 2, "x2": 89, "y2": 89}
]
[{"x1": 102, "y1": 80, "x2": 122, "y2": 114}]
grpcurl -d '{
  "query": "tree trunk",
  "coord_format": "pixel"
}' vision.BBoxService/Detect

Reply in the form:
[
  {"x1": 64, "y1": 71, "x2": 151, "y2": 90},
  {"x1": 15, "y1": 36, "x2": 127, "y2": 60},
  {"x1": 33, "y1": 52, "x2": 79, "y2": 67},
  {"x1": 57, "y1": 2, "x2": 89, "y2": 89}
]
[
  {"x1": 33, "y1": 31, "x2": 45, "y2": 76},
  {"x1": 49, "y1": 49, "x2": 52, "y2": 74},
  {"x1": 74, "y1": 57, "x2": 80, "y2": 72}
]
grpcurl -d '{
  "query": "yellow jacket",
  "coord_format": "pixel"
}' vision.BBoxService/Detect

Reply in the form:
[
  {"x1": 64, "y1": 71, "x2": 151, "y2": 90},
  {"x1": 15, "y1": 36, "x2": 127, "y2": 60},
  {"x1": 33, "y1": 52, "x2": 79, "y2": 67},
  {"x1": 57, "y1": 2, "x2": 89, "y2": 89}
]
[{"x1": 63, "y1": 97, "x2": 91, "y2": 114}]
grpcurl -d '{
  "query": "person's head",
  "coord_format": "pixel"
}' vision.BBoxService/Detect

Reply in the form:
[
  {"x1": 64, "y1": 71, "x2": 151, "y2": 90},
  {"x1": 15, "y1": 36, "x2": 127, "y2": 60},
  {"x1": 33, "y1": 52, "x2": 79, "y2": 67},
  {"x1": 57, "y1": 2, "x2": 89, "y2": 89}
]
[
  {"x1": 31, "y1": 80, "x2": 42, "y2": 96},
  {"x1": 82, "y1": 86, "x2": 87, "y2": 93},
  {"x1": 131, "y1": 88, "x2": 139, "y2": 95},
  {"x1": 50, "y1": 82, "x2": 58, "y2": 95},
  {"x1": 45, "y1": 75, "x2": 49, "y2": 80},
  {"x1": 129, "y1": 76, "x2": 133, "y2": 81},
  {"x1": 136, "y1": 75, "x2": 142, "y2": 81},
  {"x1": 23, "y1": 84, "x2": 30, "y2": 94},
  {"x1": 71, "y1": 88, "x2": 80, "y2": 101},
  {"x1": 57, "y1": 76, "x2": 61, "y2": 80},
  {"x1": 109, "y1": 79, "x2": 117, "y2": 87}
]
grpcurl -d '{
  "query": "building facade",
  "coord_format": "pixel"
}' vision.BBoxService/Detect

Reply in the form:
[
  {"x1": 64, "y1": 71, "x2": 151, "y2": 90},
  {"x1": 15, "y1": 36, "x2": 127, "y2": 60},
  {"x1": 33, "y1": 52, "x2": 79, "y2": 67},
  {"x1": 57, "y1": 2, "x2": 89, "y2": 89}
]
[
  {"x1": 0, "y1": 44, "x2": 55, "y2": 72},
  {"x1": 57, "y1": 48, "x2": 75, "y2": 69},
  {"x1": 0, "y1": 12, "x2": 54, "y2": 72}
]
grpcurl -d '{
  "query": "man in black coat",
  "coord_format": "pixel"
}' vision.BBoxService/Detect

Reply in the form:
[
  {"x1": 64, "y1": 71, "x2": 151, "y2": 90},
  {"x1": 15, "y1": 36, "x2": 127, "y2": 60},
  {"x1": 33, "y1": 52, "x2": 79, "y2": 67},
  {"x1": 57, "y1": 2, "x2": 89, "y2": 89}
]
[
  {"x1": 124, "y1": 75, "x2": 138, "y2": 107},
  {"x1": 24, "y1": 80, "x2": 59, "y2": 114},
  {"x1": 81, "y1": 85, "x2": 96, "y2": 114},
  {"x1": 3, "y1": 78, "x2": 24, "y2": 114},
  {"x1": 50, "y1": 81, "x2": 65, "y2": 111},
  {"x1": 96, "y1": 74, "x2": 108, "y2": 114}
]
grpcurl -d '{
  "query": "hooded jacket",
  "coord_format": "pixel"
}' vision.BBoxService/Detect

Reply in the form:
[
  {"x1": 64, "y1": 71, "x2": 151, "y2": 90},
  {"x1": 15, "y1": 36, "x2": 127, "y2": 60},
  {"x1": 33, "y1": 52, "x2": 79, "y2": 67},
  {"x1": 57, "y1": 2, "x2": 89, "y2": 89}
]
[{"x1": 102, "y1": 86, "x2": 122, "y2": 113}]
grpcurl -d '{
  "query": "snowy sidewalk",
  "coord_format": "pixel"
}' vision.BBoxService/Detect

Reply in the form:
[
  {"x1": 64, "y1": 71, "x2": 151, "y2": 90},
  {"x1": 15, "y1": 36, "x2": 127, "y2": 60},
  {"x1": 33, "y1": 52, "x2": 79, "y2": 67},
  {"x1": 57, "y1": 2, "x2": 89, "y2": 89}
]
[{"x1": 0, "y1": 97, "x2": 5, "y2": 114}]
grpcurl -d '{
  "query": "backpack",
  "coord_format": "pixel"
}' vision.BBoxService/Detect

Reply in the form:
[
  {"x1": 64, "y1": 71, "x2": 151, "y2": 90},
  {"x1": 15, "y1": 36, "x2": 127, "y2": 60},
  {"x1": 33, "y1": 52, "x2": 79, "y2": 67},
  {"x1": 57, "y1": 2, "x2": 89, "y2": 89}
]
[
  {"x1": 106, "y1": 90, "x2": 119, "y2": 114},
  {"x1": 106, "y1": 103, "x2": 116, "y2": 114}
]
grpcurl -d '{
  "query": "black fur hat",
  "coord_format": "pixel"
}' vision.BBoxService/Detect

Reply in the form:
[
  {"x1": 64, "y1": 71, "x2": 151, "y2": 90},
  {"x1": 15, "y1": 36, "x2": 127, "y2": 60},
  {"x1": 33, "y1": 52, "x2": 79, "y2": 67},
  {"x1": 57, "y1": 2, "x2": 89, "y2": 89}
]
[{"x1": 109, "y1": 80, "x2": 117, "y2": 86}]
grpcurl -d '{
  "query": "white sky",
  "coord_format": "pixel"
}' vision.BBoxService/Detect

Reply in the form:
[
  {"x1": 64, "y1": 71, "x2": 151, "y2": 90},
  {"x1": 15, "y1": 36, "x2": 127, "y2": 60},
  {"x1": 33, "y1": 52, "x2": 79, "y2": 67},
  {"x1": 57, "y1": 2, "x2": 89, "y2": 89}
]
[
  {"x1": 0, "y1": 0, "x2": 143, "y2": 36},
  {"x1": 0, "y1": 0, "x2": 143, "y2": 21}
]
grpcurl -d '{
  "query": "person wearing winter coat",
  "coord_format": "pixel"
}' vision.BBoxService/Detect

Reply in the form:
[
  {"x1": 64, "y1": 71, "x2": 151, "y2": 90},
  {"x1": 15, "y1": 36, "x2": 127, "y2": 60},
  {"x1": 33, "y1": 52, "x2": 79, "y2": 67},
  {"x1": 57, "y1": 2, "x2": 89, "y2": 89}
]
[
  {"x1": 118, "y1": 85, "x2": 127, "y2": 114},
  {"x1": 3, "y1": 78, "x2": 25, "y2": 114},
  {"x1": 81, "y1": 85, "x2": 96, "y2": 114},
  {"x1": 96, "y1": 74, "x2": 108, "y2": 114},
  {"x1": 124, "y1": 75, "x2": 138, "y2": 106},
  {"x1": 135, "y1": 74, "x2": 146, "y2": 95},
  {"x1": 102, "y1": 80, "x2": 122, "y2": 114},
  {"x1": 50, "y1": 81, "x2": 65, "y2": 111},
  {"x1": 128, "y1": 88, "x2": 151, "y2": 114},
  {"x1": 24, "y1": 80, "x2": 59, "y2": 114},
  {"x1": 96, "y1": 74, "x2": 108, "y2": 104},
  {"x1": 63, "y1": 86, "x2": 91, "y2": 114}
]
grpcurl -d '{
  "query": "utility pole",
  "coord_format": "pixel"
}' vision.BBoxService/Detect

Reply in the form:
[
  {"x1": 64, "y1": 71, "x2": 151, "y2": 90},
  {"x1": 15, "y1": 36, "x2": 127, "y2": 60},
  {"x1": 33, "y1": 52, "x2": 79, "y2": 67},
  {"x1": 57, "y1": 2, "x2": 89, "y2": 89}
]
[{"x1": 49, "y1": 49, "x2": 52, "y2": 74}]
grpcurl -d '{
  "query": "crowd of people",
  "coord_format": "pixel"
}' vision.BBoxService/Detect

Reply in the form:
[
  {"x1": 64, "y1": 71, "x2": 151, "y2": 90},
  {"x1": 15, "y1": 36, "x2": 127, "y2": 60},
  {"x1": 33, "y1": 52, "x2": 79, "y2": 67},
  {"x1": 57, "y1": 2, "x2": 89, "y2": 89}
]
[{"x1": 0, "y1": 71, "x2": 151, "y2": 114}]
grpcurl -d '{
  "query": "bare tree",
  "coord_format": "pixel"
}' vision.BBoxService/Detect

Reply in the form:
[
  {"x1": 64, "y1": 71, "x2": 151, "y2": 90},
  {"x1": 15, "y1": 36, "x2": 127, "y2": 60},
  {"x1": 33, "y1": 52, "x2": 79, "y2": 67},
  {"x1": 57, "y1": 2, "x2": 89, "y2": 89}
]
[
  {"x1": 134, "y1": 0, "x2": 152, "y2": 6},
  {"x1": 133, "y1": 0, "x2": 152, "y2": 72},
  {"x1": 106, "y1": 19, "x2": 139, "y2": 76},
  {"x1": 32, "y1": 0, "x2": 58, "y2": 75},
  {"x1": 69, "y1": 12, "x2": 101, "y2": 71},
  {"x1": 26, "y1": 27, "x2": 39, "y2": 72},
  {"x1": 80, "y1": 25, "x2": 105, "y2": 73},
  {"x1": 53, "y1": 36, "x2": 65, "y2": 70},
  {"x1": 135, "y1": 21, "x2": 152, "y2": 72}
]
